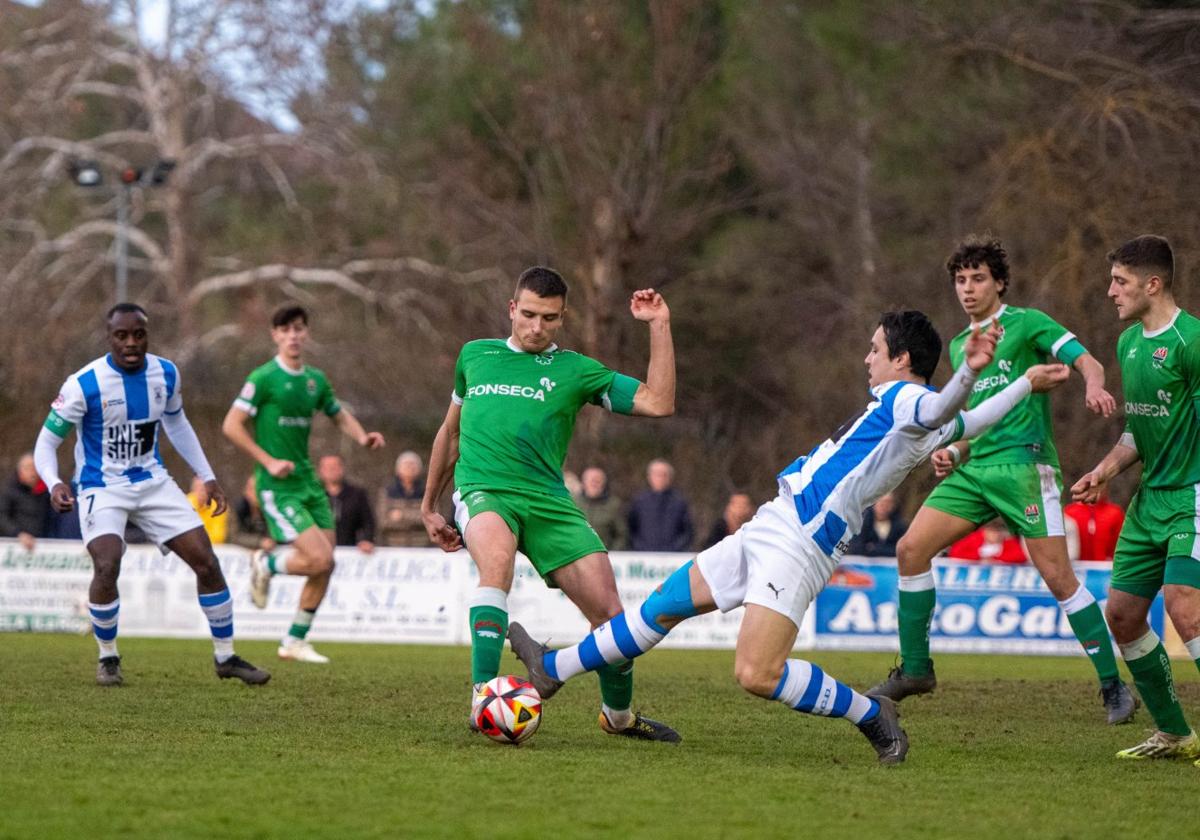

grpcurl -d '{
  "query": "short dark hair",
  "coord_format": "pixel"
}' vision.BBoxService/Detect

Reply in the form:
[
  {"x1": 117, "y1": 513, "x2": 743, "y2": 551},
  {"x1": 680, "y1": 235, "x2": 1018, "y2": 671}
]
[
  {"x1": 105, "y1": 302, "x2": 147, "y2": 322},
  {"x1": 1107, "y1": 235, "x2": 1174, "y2": 289},
  {"x1": 271, "y1": 304, "x2": 308, "y2": 328},
  {"x1": 947, "y1": 235, "x2": 1010, "y2": 296},
  {"x1": 515, "y1": 266, "x2": 568, "y2": 300},
  {"x1": 879, "y1": 310, "x2": 942, "y2": 384}
]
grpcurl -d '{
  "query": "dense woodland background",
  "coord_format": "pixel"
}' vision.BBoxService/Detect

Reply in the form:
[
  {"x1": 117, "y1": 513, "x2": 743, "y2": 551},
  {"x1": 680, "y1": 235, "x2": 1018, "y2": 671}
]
[{"x1": 1, "y1": 0, "x2": 1198, "y2": 527}]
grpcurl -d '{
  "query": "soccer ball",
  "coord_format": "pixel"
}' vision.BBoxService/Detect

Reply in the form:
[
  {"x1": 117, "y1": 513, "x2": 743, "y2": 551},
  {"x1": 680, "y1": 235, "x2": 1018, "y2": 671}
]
[{"x1": 473, "y1": 675, "x2": 542, "y2": 744}]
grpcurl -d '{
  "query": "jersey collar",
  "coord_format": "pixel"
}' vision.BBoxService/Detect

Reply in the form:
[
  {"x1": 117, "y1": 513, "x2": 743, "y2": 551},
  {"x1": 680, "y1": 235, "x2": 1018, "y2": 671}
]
[
  {"x1": 1142, "y1": 307, "x2": 1182, "y2": 338},
  {"x1": 505, "y1": 337, "x2": 558, "y2": 355},
  {"x1": 274, "y1": 354, "x2": 305, "y2": 375},
  {"x1": 104, "y1": 353, "x2": 147, "y2": 376},
  {"x1": 969, "y1": 303, "x2": 1007, "y2": 331}
]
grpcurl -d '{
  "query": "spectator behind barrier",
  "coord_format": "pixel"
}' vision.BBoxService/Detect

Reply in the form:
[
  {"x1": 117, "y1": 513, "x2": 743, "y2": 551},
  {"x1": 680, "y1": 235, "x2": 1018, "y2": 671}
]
[
  {"x1": 319, "y1": 454, "x2": 376, "y2": 553},
  {"x1": 579, "y1": 466, "x2": 628, "y2": 550},
  {"x1": 378, "y1": 450, "x2": 428, "y2": 547},
  {"x1": 846, "y1": 492, "x2": 909, "y2": 557},
  {"x1": 187, "y1": 475, "x2": 228, "y2": 544},
  {"x1": 1063, "y1": 492, "x2": 1124, "y2": 562},
  {"x1": 703, "y1": 492, "x2": 755, "y2": 549},
  {"x1": 627, "y1": 458, "x2": 694, "y2": 552},
  {"x1": 948, "y1": 520, "x2": 1028, "y2": 564},
  {"x1": 232, "y1": 474, "x2": 275, "y2": 551},
  {"x1": 0, "y1": 453, "x2": 51, "y2": 551}
]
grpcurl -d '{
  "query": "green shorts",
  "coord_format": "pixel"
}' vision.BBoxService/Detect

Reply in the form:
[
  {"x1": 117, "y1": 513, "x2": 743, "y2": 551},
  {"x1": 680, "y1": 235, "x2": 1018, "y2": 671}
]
[
  {"x1": 453, "y1": 487, "x2": 605, "y2": 582},
  {"x1": 1111, "y1": 485, "x2": 1200, "y2": 599},
  {"x1": 257, "y1": 479, "x2": 334, "y2": 543},
  {"x1": 923, "y1": 460, "x2": 1064, "y2": 539}
]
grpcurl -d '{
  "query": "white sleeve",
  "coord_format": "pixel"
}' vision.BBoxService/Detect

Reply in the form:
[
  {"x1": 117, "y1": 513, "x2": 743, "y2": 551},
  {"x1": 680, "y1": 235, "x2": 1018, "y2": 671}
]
[
  {"x1": 958, "y1": 376, "x2": 1033, "y2": 440},
  {"x1": 164, "y1": 361, "x2": 183, "y2": 415},
  {"x1": 911, "y1": 361, "x2": 979, "y2": 430},
  {"x1": 34, "y1": 425, "x2": 66, "y2": 490},
  {"x1": 160, "y1": 409, "x2": 216, "y2": 481},
  {"x1": 50, "y1": 376, "x2": 87, "y2": 425},
  {"x1": 1118, "y1": 431, "x2": 1137, "y2": 453}
]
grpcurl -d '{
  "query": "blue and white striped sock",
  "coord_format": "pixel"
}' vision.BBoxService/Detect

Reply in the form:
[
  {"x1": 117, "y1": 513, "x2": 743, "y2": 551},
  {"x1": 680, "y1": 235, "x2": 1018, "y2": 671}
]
[
  {"x1": 772, "y1": 659, "x2": 879, "y2": 724},
  {"x1": 89, "y1": 598, "x2": 120, "y2": 659},
  {"x1": 198, "y1": 589, "x2": 235, "y2": 663},
  {"x1": 545, "y1": 604, "x2": 666, "y2": 681}
]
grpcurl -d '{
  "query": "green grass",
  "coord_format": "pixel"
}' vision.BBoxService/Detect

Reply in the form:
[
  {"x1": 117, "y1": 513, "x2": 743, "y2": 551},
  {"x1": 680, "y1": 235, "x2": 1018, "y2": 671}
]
[{"x1": 1, "y1": 635, "x2": 1197, "y2": 839}]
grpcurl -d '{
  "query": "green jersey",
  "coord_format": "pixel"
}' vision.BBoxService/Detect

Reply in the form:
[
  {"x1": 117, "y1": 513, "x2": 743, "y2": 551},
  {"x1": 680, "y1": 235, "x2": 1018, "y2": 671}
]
[
  {"x1": 950, "y1": 304, "x2": 1087, "y2": 466},
  {"x1": 453, "y1": 338, "x2": 639, "y2": 497},
  {"x1": 232, "y1": 357, "x2": 341, "y2": 489},
  {"x1": 1117, "y1": 309, "x2": 1200, "y2": 489}
]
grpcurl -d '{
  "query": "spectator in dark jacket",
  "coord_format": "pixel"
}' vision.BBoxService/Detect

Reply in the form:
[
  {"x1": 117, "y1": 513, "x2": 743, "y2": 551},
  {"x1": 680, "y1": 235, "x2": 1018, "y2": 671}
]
[
  {"x1": 846, "y1": 493, "x2": 909, "y2": 557},
  {"x1": 319, "y1": 454, "x2": 376, "y2": 553},
  {"x1": 628, "y1": 458, "x2": 693, "y2": 552},
  {"x1": 579, "y1": 466, "x2": 628, "y2": 550},
  {"x1": 703, "y1": 492, "x2": 755, "y2": 549},
  {"x1": 0, "y1": 453, "x2": 51, "y2": 550}
]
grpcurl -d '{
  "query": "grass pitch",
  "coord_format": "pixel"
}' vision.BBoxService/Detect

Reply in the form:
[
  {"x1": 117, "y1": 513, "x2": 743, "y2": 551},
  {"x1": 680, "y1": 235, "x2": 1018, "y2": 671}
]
[{"x1": 1, "y1": 635, "x2": 1197, "y2": 839}]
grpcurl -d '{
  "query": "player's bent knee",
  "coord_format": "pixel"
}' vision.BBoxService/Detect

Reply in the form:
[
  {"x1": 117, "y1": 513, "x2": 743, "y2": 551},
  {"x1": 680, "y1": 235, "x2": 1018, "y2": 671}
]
[{"x1": 733, "y1": 659, "x2": 781, "y2": 699}]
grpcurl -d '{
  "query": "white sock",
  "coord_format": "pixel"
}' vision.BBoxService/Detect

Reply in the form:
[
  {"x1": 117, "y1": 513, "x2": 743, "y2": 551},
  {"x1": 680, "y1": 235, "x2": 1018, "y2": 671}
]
[{"x1": 602, "y1": 704, "x2": 634, "y2": 729}]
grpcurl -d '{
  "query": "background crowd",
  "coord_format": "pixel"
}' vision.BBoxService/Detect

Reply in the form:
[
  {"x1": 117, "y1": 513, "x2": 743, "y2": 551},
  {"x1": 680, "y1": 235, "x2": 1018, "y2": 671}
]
[{"x1": 2, "y1": 452, "x2": 1125, "y2": 563}]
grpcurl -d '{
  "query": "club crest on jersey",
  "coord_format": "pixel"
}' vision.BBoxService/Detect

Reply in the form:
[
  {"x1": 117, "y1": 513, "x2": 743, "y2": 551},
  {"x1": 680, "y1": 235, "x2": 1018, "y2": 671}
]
[
  {"x1": 994, "y1": 324, "x2": 1005, "y2": 341},
  {"x1": 153, "y1": 386, "x2": 164, "y2": 403},
  {"x1": 306, "y1": 378, "x2": 317, "y2": 395},
  {"x1": 1024, "y1": 503, "x2": 1041, "y2": 524},
  {"x1": 1152, "y1": 346, "x2": 1169, "y2": 368}
]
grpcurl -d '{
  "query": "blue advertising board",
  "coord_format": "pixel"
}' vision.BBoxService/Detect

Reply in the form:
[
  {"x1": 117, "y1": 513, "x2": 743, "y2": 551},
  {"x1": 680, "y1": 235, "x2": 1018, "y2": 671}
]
[{"x1": 814, "y1": 558, "x2": 1165, "y2": 655}]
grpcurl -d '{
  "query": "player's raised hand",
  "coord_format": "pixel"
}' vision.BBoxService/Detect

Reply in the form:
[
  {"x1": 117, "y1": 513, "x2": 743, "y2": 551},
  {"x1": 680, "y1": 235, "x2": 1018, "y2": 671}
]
[
  {"x1": 362, "y1": 431, "x2": 386, "y2": 450},
  {"x1": 629, "y1": 289, "x2": 670, "y2": 324},
  {"x1": 1085, "y1": 382, "x2": 1117, "y2": 418},
  {"x1": 963, "y1": 323, "x2": 999, "y2": 371},
  {"x1": 202, "y1": 479, "x2": 228, "y2": 516},
  {"x1": 422, "y1": 511, "x2": 463, "y2": 552},
  {"x1": 1070, "y1": 470, "x2": 1108, "y2": 504},
  {"x1": 266, "y1": 457, "x2": 295, "y2": 479},
  {"x1": 931, "y1": 448, "x2": 959, "y2": 478},
  {"x1": 50, "y1": 482, "x2": 74, "y2": 512},
  {"x1": 1025, "y1": 363, "x2": 1070, "y2": 393}
]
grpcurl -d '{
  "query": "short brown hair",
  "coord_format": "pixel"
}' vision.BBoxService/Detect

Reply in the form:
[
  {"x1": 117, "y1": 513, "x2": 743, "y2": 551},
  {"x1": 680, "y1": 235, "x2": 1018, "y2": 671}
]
[
  {"x1": 515, "y1": 266, "x2": 568, "y2": 300},
  {"x1": 947, "y1": 235, "x2": 1010, "y2": 297},
  {"x1": 1107, "y1": 235, "x2": 1174, "y2": 289}
]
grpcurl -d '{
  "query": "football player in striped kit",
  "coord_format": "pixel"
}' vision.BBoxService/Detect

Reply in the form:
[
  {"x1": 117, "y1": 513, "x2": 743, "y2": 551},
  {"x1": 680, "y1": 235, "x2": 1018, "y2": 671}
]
[
  {"x1": 511, "y1": 310, "x2": 1067, "y2": 765},
  {"x1": 34, "y1": 303, "x2": 269, "y2": 687}
]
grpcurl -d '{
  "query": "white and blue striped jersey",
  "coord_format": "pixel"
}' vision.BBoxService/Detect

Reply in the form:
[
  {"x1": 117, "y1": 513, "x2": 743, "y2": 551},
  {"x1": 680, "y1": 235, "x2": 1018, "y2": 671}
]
[
  {"x1": 44, "y1": 353, "x2": 183, "y2": 490},
  {"x1": 777, "y1": 380, "x2": 964, "y2": 558}
]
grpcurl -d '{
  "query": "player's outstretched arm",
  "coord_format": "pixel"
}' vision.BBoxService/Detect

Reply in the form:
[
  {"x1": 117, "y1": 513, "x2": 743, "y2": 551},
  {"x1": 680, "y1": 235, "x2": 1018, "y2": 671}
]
[
  {"x1": 222, "y1": 406, "x2": 296, "y2": 479},
  {"x1": 1071, "y1": 434, "x2": 1139, "y2": 504},
  {"x1": 333, "y1": 408, "x2": 385, "y2": 450},
  {"x1": 421, "y1": 401, "x2": 463, "y2": 552},
  {"x1": 958, "y1": 362, "x2": 1068, "y2": 440},
  {"x1": 1073, "y1": 352, "x2": 1116, "y2": 417},
  {"x1": 914, "y1": 324, "x2": 998, "y2": 429},
  {"x1": 161, "y1": 410, "x2": 225, "y2": 514},
  {"x1": 629, "y1": 289, "x2": 675, "y2": 418},
  {"x1": 33, "y1": 426, "x2": 73, "y2": 512}
]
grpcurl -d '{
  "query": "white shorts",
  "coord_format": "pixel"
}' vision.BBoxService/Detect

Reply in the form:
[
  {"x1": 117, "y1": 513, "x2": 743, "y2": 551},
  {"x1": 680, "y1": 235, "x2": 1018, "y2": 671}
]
[
  {"x1": 696, "y1": 494, "x2": 837, "y2": 629},
  {"x1": 77, "y1": 478, "x2": 203, "y2": 552}
]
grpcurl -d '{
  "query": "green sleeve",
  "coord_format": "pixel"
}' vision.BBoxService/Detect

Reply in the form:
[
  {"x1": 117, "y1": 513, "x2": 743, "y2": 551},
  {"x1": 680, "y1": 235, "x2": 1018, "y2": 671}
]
[
  {"x1": 1029, "y1": 309, "x2": 1086, "y2": 365},
  {"x1": 320, "y1": 373, "x2": 341, "y2": 417},
  {"x1": 580, "y1": 356, "x2": 639, "y2": 415},
  {"x1": 233, "y1": 367, "x2": 268, "y2": 414},
  {"x1": 43, "y1": 410, "x2": 73, "y2": 437},
  {"x1": 1184, "y1": 337, "x2": 1200, "y2": 394}
]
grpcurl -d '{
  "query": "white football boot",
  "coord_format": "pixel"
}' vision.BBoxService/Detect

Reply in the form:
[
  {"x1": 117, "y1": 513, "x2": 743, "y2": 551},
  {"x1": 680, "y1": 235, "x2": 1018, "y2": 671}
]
[{"x1": 277, "y1": 639, "x2": 330, "y2": 664}]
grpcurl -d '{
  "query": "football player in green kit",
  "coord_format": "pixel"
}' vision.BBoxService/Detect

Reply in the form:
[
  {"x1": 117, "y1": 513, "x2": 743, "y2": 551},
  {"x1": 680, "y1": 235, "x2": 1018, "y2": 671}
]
[
  {"x1": 223, "y1": 305, "x2": 385, "y2": 664},
  {"x1": 422, "y1": 266, "x2": 680, "y2": 741},
  {"x1": 1073, "y1": 235, "x2": 1200, "y2": 761},
  {"x1": 870, "y1": 236, "x2": 1136, "y2": 725}
]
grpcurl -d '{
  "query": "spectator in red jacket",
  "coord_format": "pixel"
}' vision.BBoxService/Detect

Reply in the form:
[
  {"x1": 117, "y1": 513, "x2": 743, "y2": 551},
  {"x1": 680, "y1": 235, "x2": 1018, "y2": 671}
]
[
  {"x1": 1064, "y1": 493, "x2": 1125, "y2": 561},
  {"x1": 948, "y1": 520, "x2": 1028, "y2": 564}
]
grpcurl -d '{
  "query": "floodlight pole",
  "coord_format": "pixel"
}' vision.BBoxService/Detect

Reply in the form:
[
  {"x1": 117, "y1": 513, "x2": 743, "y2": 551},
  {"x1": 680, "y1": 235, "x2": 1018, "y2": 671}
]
[{"x1": 116, "y1": 184, "x2": 130, "y2": 303}]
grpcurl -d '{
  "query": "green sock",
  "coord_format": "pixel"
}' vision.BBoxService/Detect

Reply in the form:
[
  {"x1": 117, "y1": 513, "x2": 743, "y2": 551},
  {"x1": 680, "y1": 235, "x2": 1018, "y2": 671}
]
[
  {"x1": 1064, "y1": 601, "x2": 1120, "y2": 682},
  {"x1": 287, "y1": 608, "x2": 316, "y2": 641},
  {"x1": 267, "y1": 554, "x2": 286, "y2": 575},
  {"x1": 898, "y1": 581, "x2": 936, "y2": 677},
  {"x1": 597, "y1": 661, "x2": 634, "y2": 711},
  {"x1": 469, "y1": 587, "x2": 508, "y2": 685},
  {"x1": 1124, "y1": 636, "x2": 1190, "y2": 737}
]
